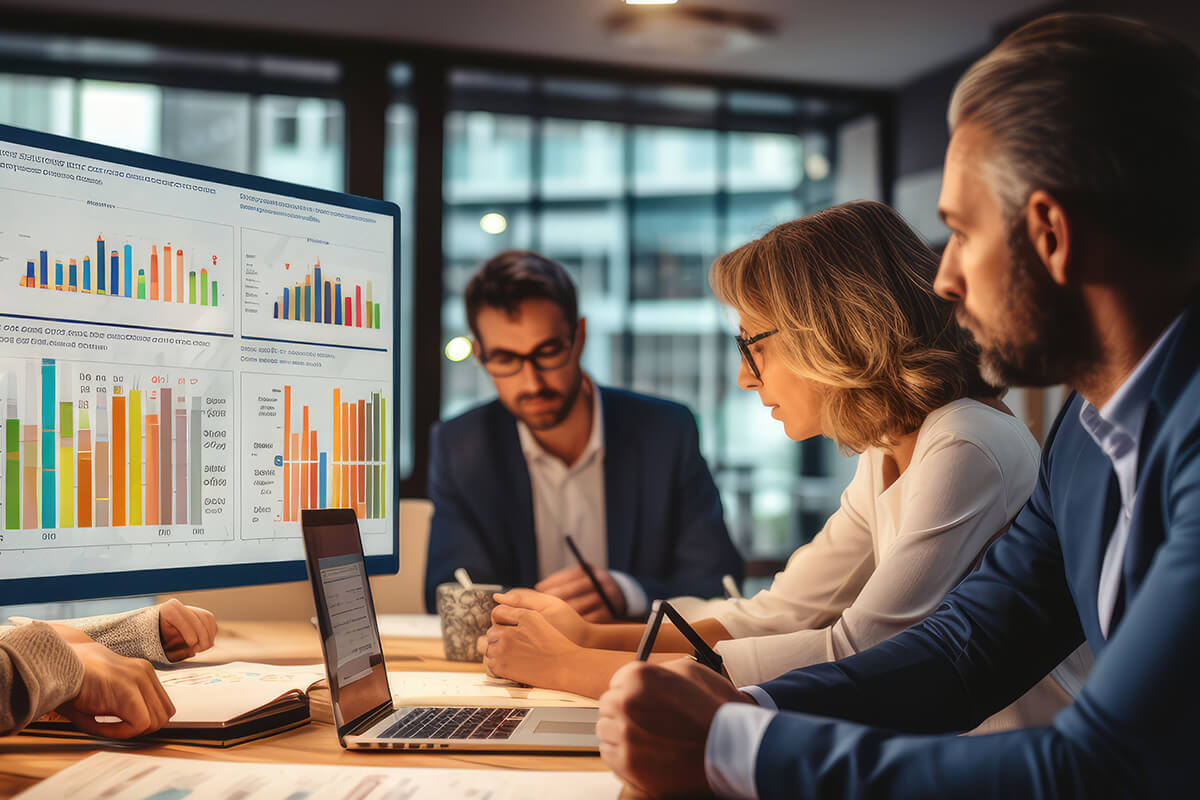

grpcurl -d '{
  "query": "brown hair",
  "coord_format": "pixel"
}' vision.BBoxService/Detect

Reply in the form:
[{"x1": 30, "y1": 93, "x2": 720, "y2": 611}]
[
  {"x1": 710, "y1": 200, "x2": 996, "y2": 452},
  {"x1": 465, "y1": 250, "x2": 578, "y2": 343},
  {"x1": 949, "y1": 12, "x2": 1200, "y2": 270}
]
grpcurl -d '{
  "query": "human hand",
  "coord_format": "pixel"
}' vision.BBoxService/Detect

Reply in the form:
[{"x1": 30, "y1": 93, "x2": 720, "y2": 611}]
[
  {"x1": 485, "y1": 606, "x2": 581, "y2": 690},
  {"x1": 156, "y1": 598, "x2": 217, "y2": 661},
  {"x1": 493, "y1": 588, "x2": 594, "y2": 645},
  {"x1": 46, "y1": 623, "x2": 93, "y2": 645},
  {"x1": 58, "y1": 642, "x2": 176, "y2": 738},
  {"x1": 536, "y1": 566, "x2": 627, "y2": 622},
  {"x1": 597, "y1": 658, "x2": 752, "y2": 798}
]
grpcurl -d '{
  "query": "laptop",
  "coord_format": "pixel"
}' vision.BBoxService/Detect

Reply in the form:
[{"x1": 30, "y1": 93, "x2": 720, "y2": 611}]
[{"x1": 300, "y1": 507, "x2": 600, "y2": 751}]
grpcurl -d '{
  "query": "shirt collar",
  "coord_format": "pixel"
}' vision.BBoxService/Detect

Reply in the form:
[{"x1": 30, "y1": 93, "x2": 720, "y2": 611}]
[
  {"x1": 516, "y1": 375, "x2": 604, "y2": 469},
  {"x1": 1079, "y1": 313, "x2": 1185, "y2": 456}
]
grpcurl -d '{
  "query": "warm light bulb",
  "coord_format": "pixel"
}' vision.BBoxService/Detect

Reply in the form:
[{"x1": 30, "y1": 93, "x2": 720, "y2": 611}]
[
  {"x1": 624, "y1": 0, "x2": 679, "y2": 5},
  {"x1": 479, "y1": 212, "x2": 508, "y2": 235},
  {"x1": 445, "y1": 336, "x2": 473, "y2": 362},
  {"x1": 804, "y1": 152, "x2": 831, "y2": 181}
]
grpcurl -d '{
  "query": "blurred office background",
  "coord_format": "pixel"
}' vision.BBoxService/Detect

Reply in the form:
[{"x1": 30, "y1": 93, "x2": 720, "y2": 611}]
[{"x1": 0, "y1": 0, "x2": 1191, "y2": 594}]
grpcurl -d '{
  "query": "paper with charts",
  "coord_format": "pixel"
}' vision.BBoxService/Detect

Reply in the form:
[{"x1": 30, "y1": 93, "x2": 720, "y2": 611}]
[{"x1": 14, "y1": 752, "x2": 623, "y2": 800}]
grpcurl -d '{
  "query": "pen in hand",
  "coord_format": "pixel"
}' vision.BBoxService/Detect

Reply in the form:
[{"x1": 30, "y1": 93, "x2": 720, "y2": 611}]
[{"x1": 563, "y1": 534, "x2": 620, "y2": 619}]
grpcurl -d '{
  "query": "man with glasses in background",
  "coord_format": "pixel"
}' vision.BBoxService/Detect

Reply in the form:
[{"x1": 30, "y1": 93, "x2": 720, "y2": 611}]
[{"x1": 424, "y1": 250, "x2": 741, "y2": 619}]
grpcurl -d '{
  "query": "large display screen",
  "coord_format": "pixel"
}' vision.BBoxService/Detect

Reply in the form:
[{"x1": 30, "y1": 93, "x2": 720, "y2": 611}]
[{"x1": 0, "y1": 125, "x2": 400, "y2": 603}]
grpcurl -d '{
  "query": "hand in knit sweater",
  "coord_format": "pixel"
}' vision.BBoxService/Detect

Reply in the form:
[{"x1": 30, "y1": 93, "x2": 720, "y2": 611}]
[{"x1": 0, "y1": 600, "x2": 216, "y2": 736}]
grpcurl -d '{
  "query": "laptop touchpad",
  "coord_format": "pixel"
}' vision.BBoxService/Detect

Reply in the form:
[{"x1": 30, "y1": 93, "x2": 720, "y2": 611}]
[{"x1": 534, "y1": 721, "x2": 596, "y2": 736}]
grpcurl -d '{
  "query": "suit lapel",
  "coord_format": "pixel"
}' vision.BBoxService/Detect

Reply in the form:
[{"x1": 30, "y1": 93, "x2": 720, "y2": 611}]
[
  {"x1": 601, "y1": 390, "x2": 638, "y2": 572},
  {"x1": 495, "y1": 409, "x2": 538, "y2": 585},
  {"x1": 1116, "y1": 300, "x2": 1200, "y2": 623}
]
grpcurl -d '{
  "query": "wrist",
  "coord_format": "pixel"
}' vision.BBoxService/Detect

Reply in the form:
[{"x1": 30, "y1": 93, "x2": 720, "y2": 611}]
[
  {"x1": 581, "y1": 621, "x2": 602, "y2": 649},
  {"x1": 551, "y1": 644, "x2": 587, "y2": 692},
  {"x1": 49, "y1": 623, "x2": 93, "y2": 645}
]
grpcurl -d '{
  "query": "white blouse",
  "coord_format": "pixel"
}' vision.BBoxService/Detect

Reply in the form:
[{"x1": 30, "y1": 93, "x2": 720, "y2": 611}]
[{"x1": 710, "y1": 398, "x2": 1042, "y2": 686}]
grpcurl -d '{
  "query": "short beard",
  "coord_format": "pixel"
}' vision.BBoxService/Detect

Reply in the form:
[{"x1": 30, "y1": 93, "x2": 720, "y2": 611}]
[
  {"x1": 958, "y1": 220, "x2": 1097, "y2": 388},
  {"x1": 515, "y1": 368, "x2": 585, "y2": 431}
]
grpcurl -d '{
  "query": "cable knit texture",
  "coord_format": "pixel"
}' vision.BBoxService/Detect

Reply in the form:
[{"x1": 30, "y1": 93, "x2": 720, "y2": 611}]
[{"x1": 0, "y1": 621, "x2": 84, "y2": 735}]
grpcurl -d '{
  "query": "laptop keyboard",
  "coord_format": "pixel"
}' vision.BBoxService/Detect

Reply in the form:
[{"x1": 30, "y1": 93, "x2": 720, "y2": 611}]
[{"x1": 379, "y1": 707, "x2": 529, "y2": 741}]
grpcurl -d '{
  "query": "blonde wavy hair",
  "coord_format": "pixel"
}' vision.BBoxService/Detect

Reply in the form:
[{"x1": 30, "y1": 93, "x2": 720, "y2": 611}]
[{"x1": 710, "y1": 200, "x2": 997, "y2": 452}]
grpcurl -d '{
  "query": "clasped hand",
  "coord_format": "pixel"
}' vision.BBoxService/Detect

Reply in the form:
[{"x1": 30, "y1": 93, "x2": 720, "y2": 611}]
[
  {"x1": 597, "y1": 657, "x2": 754, "y2": 798},
  {"x1": 536, "y1": 565, "x2": 627, "y2": 621}
]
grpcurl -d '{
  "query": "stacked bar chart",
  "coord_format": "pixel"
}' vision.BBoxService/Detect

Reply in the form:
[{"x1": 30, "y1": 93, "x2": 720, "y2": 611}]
[
  {"x1": 0, "y1": 359, "x2": 233, "y2": 535},
  {"x1": 19, "y1": 238, "x2": 219, "y2": 307},
  {"x1": 279, "y1": 383, "x2": 387, "y2": 523},
  {"x1": 270, "y1": 259, "x2": 380, "y2": 329}
]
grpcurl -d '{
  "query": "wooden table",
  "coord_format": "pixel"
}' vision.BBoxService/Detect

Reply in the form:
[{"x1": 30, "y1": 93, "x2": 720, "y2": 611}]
[{"x1": 0, "y1": 621, "x2": 622, "y2": 798}]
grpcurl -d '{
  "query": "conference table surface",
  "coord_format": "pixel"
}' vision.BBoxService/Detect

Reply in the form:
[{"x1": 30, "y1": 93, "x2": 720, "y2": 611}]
[{"x1": 0, "y1": 620, "x2": 638, "y2": 799}]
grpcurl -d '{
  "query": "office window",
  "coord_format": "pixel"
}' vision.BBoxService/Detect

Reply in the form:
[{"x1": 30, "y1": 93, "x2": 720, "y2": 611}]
[
  {"x1": 384, "y1": 65, "x2": 417, "y2": 478},
  {"x1": 439, "y1": 72, "x2": 876, "y2": 571},
  {"x1": 0, "y1": 36, "x2": 345, "y2": 191}
]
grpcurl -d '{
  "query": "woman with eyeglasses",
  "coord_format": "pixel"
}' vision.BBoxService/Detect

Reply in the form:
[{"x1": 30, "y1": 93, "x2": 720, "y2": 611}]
[{"x1": 485, "y1": 200, "x2": 1086, "y2": 728}]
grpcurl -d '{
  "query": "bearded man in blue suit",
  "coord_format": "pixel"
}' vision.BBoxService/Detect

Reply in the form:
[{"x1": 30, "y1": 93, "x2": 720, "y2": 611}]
[
  {"x1": 425, "y1": 250, "x2": 741, "y2": 619},
  {"x1": 596, "y1": 13, "x2": 1200, "y2": 798}
]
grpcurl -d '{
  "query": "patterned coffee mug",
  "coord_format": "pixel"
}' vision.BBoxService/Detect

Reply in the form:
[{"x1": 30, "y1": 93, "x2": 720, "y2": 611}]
[{"x1": 436, "y1": 582, "x2": 502, "y2": 661}]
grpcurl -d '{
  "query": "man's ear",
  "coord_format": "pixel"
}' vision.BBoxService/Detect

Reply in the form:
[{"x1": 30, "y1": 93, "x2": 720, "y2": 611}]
[
  {"x1": 575, "y1": 317, "x2": 587, "y2": 352},
  {"x1": 1025, "y1": 189, "x2": 1072, "y2": 286}
]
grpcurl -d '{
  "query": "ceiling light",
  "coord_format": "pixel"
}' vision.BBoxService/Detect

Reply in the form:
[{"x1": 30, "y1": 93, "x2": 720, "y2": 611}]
[
  {"x1": 444, "y1": 336, "x2": 473, "y2": 363},
  {"x1": 607, "y1": 5, "x2": 774, "y2": 56},
  {"x1": 480, "y1": 212, "x2": 507, "y2": 235},
  {"x1": 624, "y1": 1, "x2": 679, "y2": 5}
]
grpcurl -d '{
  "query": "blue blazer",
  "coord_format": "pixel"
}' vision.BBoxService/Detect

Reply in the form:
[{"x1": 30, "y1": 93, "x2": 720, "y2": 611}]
[
  {"x1": 423, "y1": 387, "x2": 742, "y2": 612},
  {"x1": 750, "y1": 298, "x2": 1200, "y2": 799}
]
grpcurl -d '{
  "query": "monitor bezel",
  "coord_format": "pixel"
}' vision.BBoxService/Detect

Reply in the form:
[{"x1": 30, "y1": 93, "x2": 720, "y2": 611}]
[{"x1": 0, "y1": 123, "x2": 402, "y2": 604}]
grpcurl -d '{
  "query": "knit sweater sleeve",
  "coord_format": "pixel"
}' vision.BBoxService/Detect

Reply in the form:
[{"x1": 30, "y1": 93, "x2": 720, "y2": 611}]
[
  {"x1": 52, "y1": 607, "x2": 168, "y2": 666},
  {"x1": 0, "y1": 621, "x2": 84, "y2": 735}
]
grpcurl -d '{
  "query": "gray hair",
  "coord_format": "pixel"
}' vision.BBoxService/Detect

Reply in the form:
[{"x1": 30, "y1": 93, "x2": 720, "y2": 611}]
[{"x1": 948, "y1": 13, "x2": 1200, "y2": 270}]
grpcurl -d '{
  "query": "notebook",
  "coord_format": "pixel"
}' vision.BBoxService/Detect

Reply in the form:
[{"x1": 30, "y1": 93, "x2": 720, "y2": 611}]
[{"x1": 24, "y1": 661, "x2": 327, "y2": 747}]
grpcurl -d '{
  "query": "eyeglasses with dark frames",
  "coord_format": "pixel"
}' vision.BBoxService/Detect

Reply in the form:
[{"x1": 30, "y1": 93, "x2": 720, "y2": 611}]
[
  {"x1": 478, "y1": 334, "x2": 576, "y2": 377},
  {"x1": 734, "y1": 329, "x2": 779, "y2": 381}
]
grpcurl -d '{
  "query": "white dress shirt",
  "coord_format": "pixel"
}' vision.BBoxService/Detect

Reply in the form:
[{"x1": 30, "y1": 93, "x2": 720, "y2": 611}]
[
  {"x1": 516, "y1": 377, "x2": 648, "y2": 616},
  {"x1": 703, "y1": 398, "x2": 1088, "y2": 799}
]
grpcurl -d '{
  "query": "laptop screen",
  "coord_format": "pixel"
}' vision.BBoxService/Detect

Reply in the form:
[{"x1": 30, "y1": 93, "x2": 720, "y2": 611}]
[{"x1": 301, "y1": 509, "x2": 391, "y2": 734}]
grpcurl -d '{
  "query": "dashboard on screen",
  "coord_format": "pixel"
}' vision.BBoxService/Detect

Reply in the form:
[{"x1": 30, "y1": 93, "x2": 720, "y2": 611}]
[{"x1": 0, "y1": 124, "x2": 400, "y2": 604}]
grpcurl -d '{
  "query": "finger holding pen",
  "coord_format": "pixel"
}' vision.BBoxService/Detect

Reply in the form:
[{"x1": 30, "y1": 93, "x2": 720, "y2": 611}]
[{"x1": 562, "y1": 534, "x2": 622, "y2": 620}]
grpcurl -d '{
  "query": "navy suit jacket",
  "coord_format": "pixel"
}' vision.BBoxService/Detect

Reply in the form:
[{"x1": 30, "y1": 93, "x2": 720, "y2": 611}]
[
  {"x1": 750, "y1": 299, "x2": 1200, "y2": 799},
  {"x1": 424, "y1": 387, "x2": 742, "y2": 612}
]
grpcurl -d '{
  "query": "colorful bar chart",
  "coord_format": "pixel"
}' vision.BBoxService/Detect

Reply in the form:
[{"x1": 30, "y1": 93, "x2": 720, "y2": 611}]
[
  {"x1": 271, "y1": 260, "x2": 380, "y2": 329},
  {"x1": 18, "y1": 236, "x2": 219, "y2": 308},
  {"x1": 1, "y1": 360, "x2": 227, "y2": 531},
  {"x1": 279, "y1": 383, "x2": 387, "y2": 522}
]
